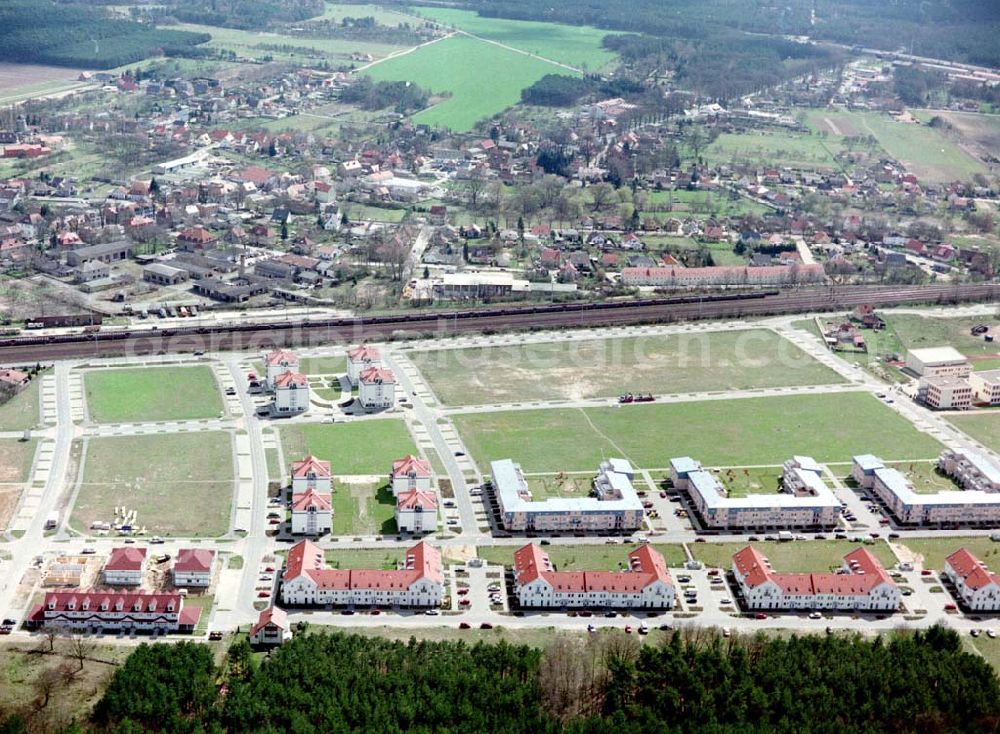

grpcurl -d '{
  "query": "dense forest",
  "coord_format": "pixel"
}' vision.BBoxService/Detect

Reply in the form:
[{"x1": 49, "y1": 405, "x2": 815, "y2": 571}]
[
  {"x1": 431, "y1": 0, "x2": 1000, "y2": 68},
  {"x1": 340, "y1": 79, "x2": 432, "y2": 114},
  {"x1": 0, "y1": 626, "x2": 995, "y2": 733},
  {"x1": 0, "y1": 1, "x2": 209, "y2": 69},
  {"x1": 165, "y1": 0, "x2": 324, "y2": 31}
]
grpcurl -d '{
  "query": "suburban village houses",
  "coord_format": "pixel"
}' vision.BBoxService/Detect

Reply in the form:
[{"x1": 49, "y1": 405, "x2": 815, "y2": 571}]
[
  {"x1": 943, "y1": 548, "x2": 1000, "y2": 612},
  {"x1": 249, "y1": 605, "x2": 292, "y2": 647},
  {"x1": 27, "y1": 591, "x2": 200, "y2": 634},
  {"x1": 103, "y1": 547, "x2": 147, "y2": 586},
  {"x1": 290, "y1": 455, "x2": 333, "y2": 536},
  {"x1": 172, "y1": 549, "x2": 216, "y2": 588}
]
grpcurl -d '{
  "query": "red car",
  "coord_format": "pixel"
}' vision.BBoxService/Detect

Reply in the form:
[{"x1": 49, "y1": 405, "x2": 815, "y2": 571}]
[
  {"x1": 921, "y1": 570, "x2": 934, "y2": 576},
  {"x1": 944, "y1": 603, "x2": 957, "y2": 611},
  {"x1": 755, "y1": 613, "x2": 768, "y2": 620},
  {"x1": 659, "y1": 491, "x2": 667, "y2": 498},
  {"x1": 624, "y1": 625, "x2": 633, "y2": 634},
  {"x1": 370, "y1": 609, "x2": 381, "y2": 615},
  {"x1": 257, "y1": 591, "x2": 270, "y2": 598},
  {"x1": 459, "y1": 598, "x2": 471, "y2": 606},
  {"x1": 457, "y1": 588, "x2": 469, "y2": 595}
]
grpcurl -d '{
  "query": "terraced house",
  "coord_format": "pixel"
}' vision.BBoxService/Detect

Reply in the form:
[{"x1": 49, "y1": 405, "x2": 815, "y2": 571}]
[
  {"x1": 27, "y1": 591, "x2": 201, "y2": 634},
  {"x1": 732, "y1": 545, "x2": 899, "y2": 612},
  {"x1": 512, "y1": 543, "x2": 674, "y2": 609},
  {"x1": 943, "y1": 548, "x2": 1000, "y2": 612},
  {"x1": 281, "y1": 539, "x2": 443, "y2": 608}
]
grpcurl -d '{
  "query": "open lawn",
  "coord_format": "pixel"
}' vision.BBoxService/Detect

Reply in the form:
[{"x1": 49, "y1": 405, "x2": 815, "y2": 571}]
[
  {"x1": 324, "y1": 545, "x2": 465, "y2": 569},
  {"x1": 882, "y1": 314, "x2": 1000, "y2": 357},
  {"x1": 806, "y1": 109, "x2": 986, "y2": 183},
  {"x1": 0, "y1": 439, "x2": 36, "y2": 484},
  {"x1": 718, "y1": 466, "x2": 784, "y2": 498},
  {"x1": 968, "y1": 636, "x2": 1000, "y2": 675},
  {"x1": 703, "y1": 131, "x2": 845, "y2": 171},
  {"x1": 525, "y1": 473, "x2": 593, "y2": 500},
  {"x1": 645, "y1": 189, "x2": 769, "y2": 219},
  {"x1": 0, "y1": 376, "x2": 42, "y2": 431},
  {"x1": 896, "y1": 536, "x2": 1000, "y2": 570},
  {"x1": 279, "y1": 419, "x2": 417, "y2": 476},
  {"x1": 412, "y1": 329, "x2": 843, "y2": 406},
  {"x1": 950, "y1": 413, "x2": 1000, "y2": 454},
  {"x1": 365, "y1": 35, "x2": 568, "y2": 132},
  {"x1": 331, "y1": 481, "x2": 397, "y2": 536},
  {"x1": 475, "y1": 543, "x2": 687, "y2": 570},
  {"x1": 298, "y1": 356, "x2": 346, "y2": 376},
  {"x1": 319, "y1": 3, "x2": 414, "y2": 27},
  {"x1": 453, "y1": 393, "x2": 942, "y2": 473},
  {"x1": 71, "y1": 432, "x2": 234, "y2": 537},
  {"x1": 885, "y1": 460, "x2": 961, "y2": 493},
  {"x1": 84, "y1": 366, "x2": 223, "y2": 423},
  {"x1": 413, "y1": 7, "x2": 616, "y2": 71},
  {"x1": 690, "y1": 540, "x2": 898, "y2": 572}
]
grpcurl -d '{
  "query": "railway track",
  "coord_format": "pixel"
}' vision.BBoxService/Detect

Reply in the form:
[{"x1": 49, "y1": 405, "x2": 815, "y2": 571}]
[{"x1": 1, "y1": 283, "x2": 997, "y2": 363}]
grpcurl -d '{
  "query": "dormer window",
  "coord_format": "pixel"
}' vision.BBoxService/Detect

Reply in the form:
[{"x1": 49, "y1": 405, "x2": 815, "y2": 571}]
[
  {"x1": 47, "y1": 600, "x2": 56, "y2": 610},
  {"x1": 101, "y1": 600, "x2": 109, "y2": 611},
  {"x1": 167, "y1": 602, "x2": 175, "y2": 612},
  {"x1": 81, "y1": 600, "x2": 89, "y2": 611},
  {"x1": 115, "y1": 600, "x2": 123, "y2": 611},
  {"x1": 133, "y1": 601, "x2": 142, "y2": 612},
  {"x1": 66, "y1": 600, "x2": 76, "y2": 611}
]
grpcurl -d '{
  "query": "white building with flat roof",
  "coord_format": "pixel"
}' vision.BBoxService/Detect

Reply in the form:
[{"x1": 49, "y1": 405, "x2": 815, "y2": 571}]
[
  {"x1": 670, "y1": 456, "x2": 841, "y2": 530},
  {"x1": 919, "y1": 375, "x2": 972, "y2": 410},
  {"x1": 852, "y1": 453, "x2": 1000, "y2": 526},
  {"x1": 491, "y1": 459, "x2": 644, "y2": 533},
  {"x1": 970, "y1": 369, "x2": 1000, "y2": 405},
  {"x1": 905, "y1": 347, "x2": 970, "y2": 378}
]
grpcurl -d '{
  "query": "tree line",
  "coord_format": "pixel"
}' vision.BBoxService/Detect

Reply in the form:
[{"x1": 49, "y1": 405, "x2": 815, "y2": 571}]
[
  {"x1": 0, "y1": 625, "x2": 995, "y2": 733},
  {"x1": 0, "y1": 1, "x2": 209, "y2": 69}
]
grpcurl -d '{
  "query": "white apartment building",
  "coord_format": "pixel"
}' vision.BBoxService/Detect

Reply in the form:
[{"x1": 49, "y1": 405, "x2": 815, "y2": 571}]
[
  {"x1": 291, "y1": 456, "x2": 332, "y2": 494},
  {"x1": 265, "y1": 349, "x2": 300, "y2": 389},
  {"x1": 513, "y1": 543, "x2": 674, "y2": 610},
  {"x1": 171, "y1": 549, "x2": 215, "y2": 588},
  {"x1": 346, "y1": 345, "x2": 381, "y2": 386},
  {"x1": 358, "y1": 366, "x2": 396, "y2": 410},
  {"x1": 290, "y1": 456, "x2": 333, "y2": 536},
  {"x1": 281, "y1": 539, "x2": 443, "y2": 608},
  {"x1": 852, "y1": 453, "x2": 1000, "y2": 526},
  {"x1": 391, "y1": 455, "x2": 432, "y2": 496},
  {"x1": 732, "y1": 545, "x2": 899, "y2": 612},
  {"x1": 970, "y1": 369, "x2": 1000, "y2": 405},
  {"x1": 905, "y1": 347, "x2": 971, "y2": 378},
  {"x1": 103, "y1": 547, "x2": 147, "y2": 586},
  {"x1": 491, "y1": 459, "x2": 644, "y2": 533},
  {"x1": 943, "y1": 548, "x2": 1000, "y2": 612},
  {"x1": 920, "y1": 375, "x2": 972, "y2": 410},
  {"x1": 274, "y1": 371, "x2": 309, "y2": 414},
  {"x1": 395, "y1": 488, "x2": 438, "y2": 533},
  {"x1": 670, "y1": 456, "x2": 841, "y2": 530}
]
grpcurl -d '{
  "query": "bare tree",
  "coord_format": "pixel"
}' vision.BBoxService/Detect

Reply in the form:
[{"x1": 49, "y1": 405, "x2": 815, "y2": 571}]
[
  {"x1": 68, "y1": 633, "x2": 96, "y2": 672},
  {"x1": 33, "y1": 667, "x2": 63, "y2": 710},
  {"x1": 465, "y1": 167, "x2": 488, "y2": 210},
  {"x1": 589, "y1": 182, "x2": 616, "y2": 212}
]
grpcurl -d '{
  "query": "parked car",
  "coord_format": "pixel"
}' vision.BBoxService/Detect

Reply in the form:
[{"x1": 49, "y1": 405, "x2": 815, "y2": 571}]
[
  {"x1": 624, "y1": 625, "x2": 632, "y2": 634},
  {"x1": 480, "y1": 622, "x2": 493, "y2": 629},
  {"x1": 424, "y1": 609, "x2": 440, "y2": 616},
  {"x1": 755, "y1": 613, "x2": 768, "y2": 620},
  {"x1": 459, "y1": 622, "x2": 471, "y2": 629},
  {"x1": 257, "y1": 591, "x2": 270, "y2": 598}
]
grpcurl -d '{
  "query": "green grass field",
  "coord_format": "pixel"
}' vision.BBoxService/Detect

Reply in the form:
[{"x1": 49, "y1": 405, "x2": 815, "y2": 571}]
[
  {"x1": 298, "y1": 356, "x2": 346, "y2": 376},
  {"x1": 897, "y1": 537, "x2": 1000, "y2": 570},
  {"x1": 171, "y1": 22, "x2": 406, "y2": 61},
  {"x1": 717, "y1": 467, "x2": 784, "y2": 498},
  {"x1": 0, "y1": 376, "x2": 41, "y2": 431},
  {"x1": 72, "y1": 432, "x2": 234, "y2": 537},
  {"x1": 279, "y1": 419, "x2": 418, "y2": 476},
  {"x1": 884, "y1": 460, "x2": 961, "y2": 494},
  {"x1": 365, "y1": 35, "x2": 570, "y2": 131},
  {"x1": 525, "y1": 473, "x2": 593, "y2": 500},
  {"x1": 880, "y1": 314, "x2": 998, "y2": 357},
  {"x1": 323, "y1": 545, "x2": 464, "y2": 569},
  {"x1": 331, "y1": 481, "x2": 397, "y2": 536},
  {"x1": 644, "y1": 189, "x2": 769, "y2": 219},
  {"x1": 413, "y1": 7, "x2": 616, "y2": 71},
  {"x1": 950, "y1": 413, "x2": 1000, "y2": 454},
  {"x1": 453, "y1": 393, "x2": 942, "y2": 473},
  {"x1": 805, "y1": 109, "x2": 986, "y2": 183},
  {"x1": 690, "y1": 540, "x2": 898, "y2": 572},
  {"x1": 411, "y1": 329, "x2": 843, "y2": 405},
  {"x1": 703, "y1": 131, "x2": 845, "y2": 170},
  {"x1": 475, "y1": 543, "x2": 687, "y2": 570},
  {"x1": 84, "y1": 366, "x2": 223, "y2": 423},
  {"x1": 318, "y1": 3, "x2": 414, "y2": 27}
]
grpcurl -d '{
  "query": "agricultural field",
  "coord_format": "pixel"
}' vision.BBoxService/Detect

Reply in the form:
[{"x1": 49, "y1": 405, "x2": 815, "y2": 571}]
[
  {"x1": 71, "y1": 432, "x2": 234, "y2": 537},
  {"x1": 318, "y1": 3, "x2": 414, "y2": 27},
  {"x1": 411, "y1": 329, "x2": 843, "y2": 406},
  {"x1": 365, "y1": 35, "x2": 571, "y2": 132},
  {"x1": 452, "y1": 393, "x2": 942, "y2": 473},
  {"x1": 331, "y1": 481, "x2": 397, "y2": 536},
  {"x1": 949, "y1": 413, "x2": 1000, "y2": 455},
  {"x1": 0, "y1": 376, "x2": 42, "y2": 431},
  {"x1": 806, "y1": 109, "x2": 986, "y2": 183},
  {"x1": 690, "y1": 540, "x2": 898, "y2": 572},
  {"x1": 171, "y1": 22, "x2": 406, "y2": 63},
  {"x1": 703, "y1": 131, "x2": 846, "y2": 171},
  {"x1": 413, "y1": 7, "x2": 617, "y2": 71},
  {"x1": 896, "y1": 536, "x2": 1000, "y2": 570},
  {"x1": 83, "y1": 366, "x2": 223, "y2": 423},
  {"x1": 475, "y1": 543, "x2": 687, "y2": 570},
  {"x1": 278, "y1": 419, "x2": 418, "y2": 476}
]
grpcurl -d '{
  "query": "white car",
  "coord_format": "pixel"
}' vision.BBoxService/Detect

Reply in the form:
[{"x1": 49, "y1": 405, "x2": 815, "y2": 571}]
[
  {"x1": 424, "y1": 609, "x2": 440, "y2": 616},
  {"x1": 808, "y1": 612, "x2": 822, "y2": 620},
  {"x1": 720, "y1": 598, "x2": 733, "y2": 605}
]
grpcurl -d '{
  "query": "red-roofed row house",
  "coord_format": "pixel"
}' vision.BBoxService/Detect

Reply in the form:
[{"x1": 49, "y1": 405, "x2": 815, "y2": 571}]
[
  {"x1": 291, "y1": 456, "x2": 333, "y2": 535},
  {"x1": 390, "y1": 455, "x2": 438, "y2": 533},
  {"x1": 27, "y1": 591, "x2": 200, "y2": 634},
  {"x1": 943, "y1": 548, "x2": 1000, "y2": 611},
  {"x1": 513, "y1": 543, "x2": 674, "y2": 609},
  {"x1": 732, "y1": 546, "x2": 899, "y2": 612},
  {"x1": 281, "y1": 539, "x2": 443, "y2": 608}
]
